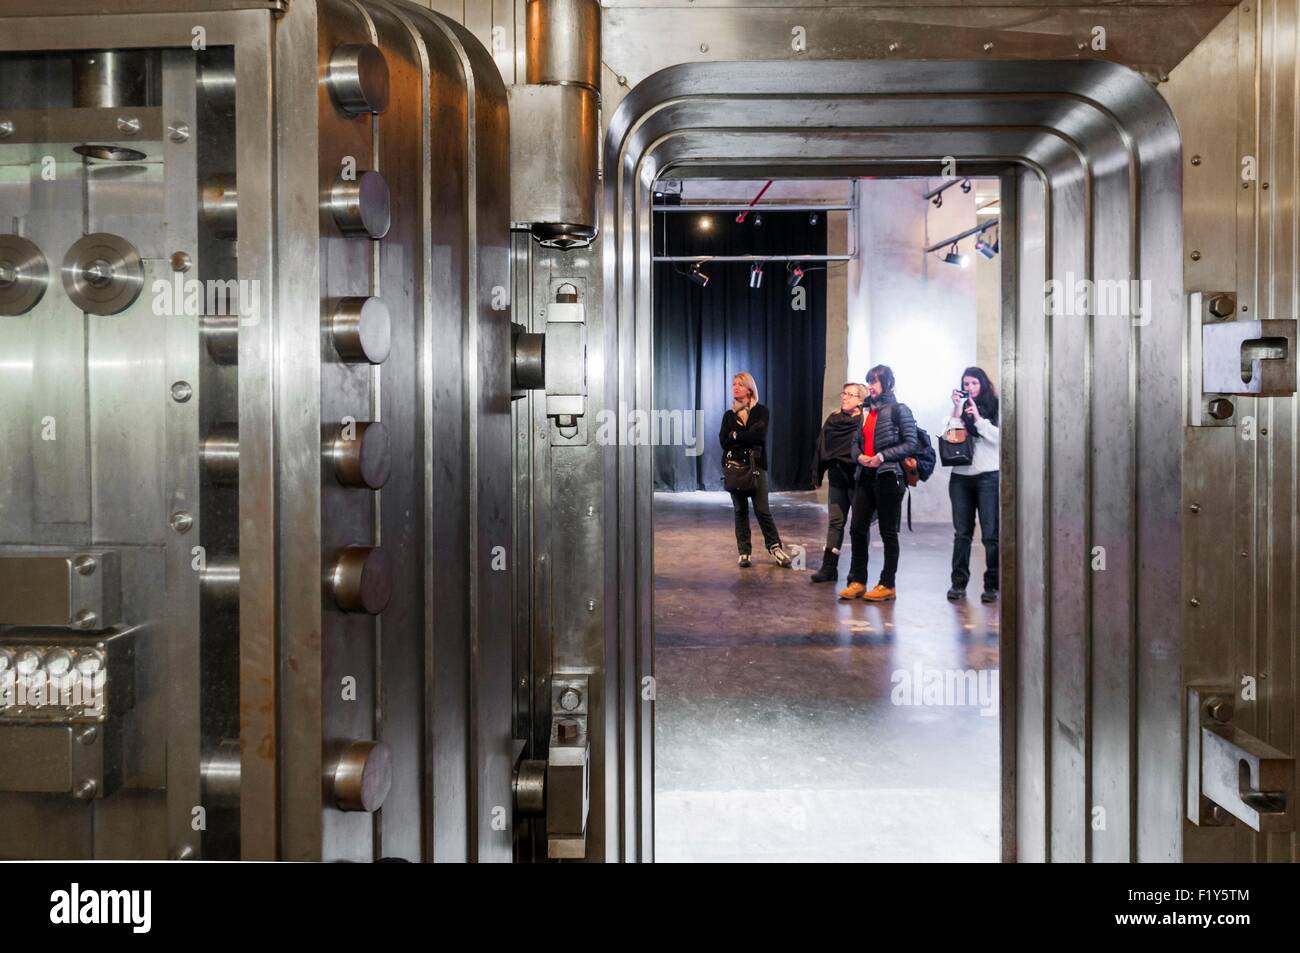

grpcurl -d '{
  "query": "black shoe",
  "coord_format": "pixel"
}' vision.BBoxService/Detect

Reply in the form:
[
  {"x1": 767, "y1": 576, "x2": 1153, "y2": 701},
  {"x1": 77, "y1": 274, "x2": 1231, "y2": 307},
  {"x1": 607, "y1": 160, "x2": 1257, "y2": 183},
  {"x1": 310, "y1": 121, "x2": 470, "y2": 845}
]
[
  {"x1": 980, "y1": 589, "x2": 998, "y2": 604},
  {"x1": 738, "y1": 554, "x2": 752, "y2": 569},
  {"x1": 810, "y1": 549, "x2": 839, "y2": 583},
  {"x1": 947, "y1": 587, "x2": 965, "y2": 601}
]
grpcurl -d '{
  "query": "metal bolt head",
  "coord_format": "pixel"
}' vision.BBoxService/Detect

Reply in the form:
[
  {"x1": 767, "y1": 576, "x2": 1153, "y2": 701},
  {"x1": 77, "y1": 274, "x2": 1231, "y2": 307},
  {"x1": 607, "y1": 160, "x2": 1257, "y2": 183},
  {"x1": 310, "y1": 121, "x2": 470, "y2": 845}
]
[
  {"x1": 171, "y1": 251, "x2": 192, "y2": 273},
  {"x1": 1190, "y1": 250, "x2": 1202, "y2": 261},
  {"x1": 617, "y1": 75, "x2": 628, "y2": 86},
  {"x1": 1207, "y1": 697, "x2": 1234, "y2": 723},
  {"x1": 559, "y1": 687, "x2": 582, "y2": 712},
  {"x1": 0, "y1": 120, "x2": 13, "y2": 139},
  {"x1": 1190, "y1": 597, "x2": 1201, "y2": 608},
  {"x1": 170, "y1": 511, "x2": 194, "y2": 533},
  {"x1": 699, "y1": 42, "x2": 709, "y2": 53},
  {"x1": 586, "y1": 599, "x2": 596, "y2": 612},
  {"x1": 983, "y1": 42, "x2": 994, "y2": 51},
  {"x1": 173, "y1": 845, "x2": 196, "y2": 860},
  {"x1": 888, "y1": 42, "x2": 900, "y2": 52},
  {"x1": 116, "y1": 116, "x2": 141, "y2": 136},
  {"x1": 1190, "y1": 155, "x2": 1201, "y2": 166},
  {"x1": 75, "y1": 609, "x2": 98, "y2": 630},
  {"x1": 73, "y1": 554, "x2": 97, "y2": 576},
  {"x1": 1207, "y1": 293, "x2": 1235, "y2": 318},
  {"x1": 171, "y1": 380, "x2": 193, "y2": 403},
  {"x1": 77, "y1": 726, "x2": 99, "y2": 746},
  {"x1": 73, "y1": 779, "x2": 98, "y2": 801},
  {"x1": 167, "y1": 121, "x2": 191, "y2": 143},
  {"x1": 1189, "y1": 503, "x2": 1200, "y2": 513}
]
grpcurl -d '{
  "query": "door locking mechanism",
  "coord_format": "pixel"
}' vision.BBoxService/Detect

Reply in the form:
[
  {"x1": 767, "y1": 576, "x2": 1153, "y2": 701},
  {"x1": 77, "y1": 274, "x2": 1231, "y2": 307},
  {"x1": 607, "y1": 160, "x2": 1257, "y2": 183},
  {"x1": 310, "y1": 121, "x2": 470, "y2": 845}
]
[
  {"x1": 511, "y1": 674, "x2": 591, "y2": 860},
  {"x1": 1190, "y1": 292, "x2": 1297, "y2": 426},
  {"x1": 1186, "y1": 685, "x2": 1295, "y2": 832}
]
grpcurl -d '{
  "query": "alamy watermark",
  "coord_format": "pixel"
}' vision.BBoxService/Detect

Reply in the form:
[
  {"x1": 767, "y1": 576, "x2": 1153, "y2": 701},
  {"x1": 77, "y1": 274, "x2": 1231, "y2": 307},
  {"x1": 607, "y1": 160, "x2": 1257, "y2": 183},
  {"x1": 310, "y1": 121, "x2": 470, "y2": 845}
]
[
  {"x1": 890, "y1": 665, "x2": 998, "y2": 717},
  {"x1": 593, "y1": 403, "x2": 704, "y2": 457},
  {"x1": 1045, "y1": 271, "x2": 1151, "y2": 326}
]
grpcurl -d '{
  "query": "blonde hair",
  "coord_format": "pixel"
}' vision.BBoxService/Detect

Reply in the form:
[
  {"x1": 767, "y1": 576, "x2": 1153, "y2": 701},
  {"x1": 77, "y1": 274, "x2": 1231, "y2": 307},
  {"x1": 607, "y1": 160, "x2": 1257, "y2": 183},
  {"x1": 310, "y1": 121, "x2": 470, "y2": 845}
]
[
  {"x1": 843, "y1": 382, "x2": 867, "y2": 399},
  {"x1": 732, "y1": 372, "x2": 759, "y2": 407}
]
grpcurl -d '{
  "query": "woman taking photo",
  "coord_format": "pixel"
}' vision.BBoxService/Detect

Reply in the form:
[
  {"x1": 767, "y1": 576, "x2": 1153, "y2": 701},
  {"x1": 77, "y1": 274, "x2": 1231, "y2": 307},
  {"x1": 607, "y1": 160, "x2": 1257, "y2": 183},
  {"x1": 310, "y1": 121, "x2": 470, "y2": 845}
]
[
  {"x1": 839, "y1": 365, "x2": 916, "y2": 602},
  {"x1": 941, "y1": 366, "x2": 1000, "y2": 603},
  {"x1": 720, "y1": 372, "x2": 793, "y2": 569}
]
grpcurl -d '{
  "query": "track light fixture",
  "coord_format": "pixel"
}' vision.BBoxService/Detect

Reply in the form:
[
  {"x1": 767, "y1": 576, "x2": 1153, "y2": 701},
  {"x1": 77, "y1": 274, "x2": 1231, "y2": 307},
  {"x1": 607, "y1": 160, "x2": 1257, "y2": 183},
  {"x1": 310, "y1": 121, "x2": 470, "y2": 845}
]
[
  {"x1": 749, "y1": 262, "x2": 764, "y2": 289},
  {"x1": 932, "y1": 193, "x2": 943, "y2": 209},
  {"x1": 809, "y1": 211, "x2": 819, "y2": 225},
  {"x1": 975, "y1": 237, "x2": 997, "y2": 260},
  {"x1": 960, "y1": 178, "x2": 972, "y2": 194},
  {"x1": 754, "y1": 213, "x2": 763, "y2": 226},
  {"x1": 688, "y1": 263, "x2": 710, "y2": 287},
  {"x1": 787, "y1": 262, "x2": 805, "y2": 288},
  {"x1": 942, "y1": 243, "x2": 969, "y2": 268}
]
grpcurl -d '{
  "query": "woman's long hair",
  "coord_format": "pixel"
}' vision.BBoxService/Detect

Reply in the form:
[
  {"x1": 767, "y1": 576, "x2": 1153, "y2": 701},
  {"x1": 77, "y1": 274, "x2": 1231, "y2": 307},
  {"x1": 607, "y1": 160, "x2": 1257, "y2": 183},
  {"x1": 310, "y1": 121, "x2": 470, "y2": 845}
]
[
  {"x1": 961, "y1": 366, "x2": 999, "y2": 431},
  {"x1": 732, "y1": 371, "x2": 759, "y2": 411}
]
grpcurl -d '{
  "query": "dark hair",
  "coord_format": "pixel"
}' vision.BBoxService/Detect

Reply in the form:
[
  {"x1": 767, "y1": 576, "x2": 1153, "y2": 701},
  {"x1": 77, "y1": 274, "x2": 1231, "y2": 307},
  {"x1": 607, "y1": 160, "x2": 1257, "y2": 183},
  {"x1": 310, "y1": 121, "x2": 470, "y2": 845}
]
[
  {"x1": 961, "y1": 366, "x2": 999, "y2": 430},
  {"x1": 866, "y1": 364, "x2": 895, "y2": 394}
]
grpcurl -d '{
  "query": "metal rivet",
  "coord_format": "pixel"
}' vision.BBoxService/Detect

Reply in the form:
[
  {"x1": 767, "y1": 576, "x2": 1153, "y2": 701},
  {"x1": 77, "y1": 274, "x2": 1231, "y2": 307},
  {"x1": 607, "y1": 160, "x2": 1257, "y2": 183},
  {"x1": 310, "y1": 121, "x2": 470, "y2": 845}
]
[
  {"x1": 116, "y1": 116, "x2": 141, "y2": 136},
  {"x1": 1243, "y1": 182, "x2": 1251, "y2": 189},
  {"x1": 1190, "y1": 250, "x2": 1201, "y2": 261},
  {"x1": 73, "y1": 554, "x2": 96, "y2": 575},
  {"x1": 699, "y1": 42, "x2": 709, "y2": 53},
  {"x1": 983, "y1": 42, "x2": 994, "y2": 51},
  {"x1": 0, "y1": 120, "x2": 13, "y2": 138},
  {"x1": 587, "y1": 505, "x2": 595, "y2": 517},
  {"x1": 77, "y1": 727, "x2": 98, "y2": 746},
  {"x1": 888, "y1": 42, "x2": 900, "y2": 52},
  {"x1": 1262, "y1": 182, "x2": 1270, "y2": 190},
  {"x1": 168, "y1": 121, "x2": 191, "y2": 143},
  {"x1": 1261, "y1": 427, "x2": 1268, "y2": 435},
  {"x1": 170, "y1": 511, "x2": 194, "y2": 533},
  {"x1": 1190, "y1": 155, "x2": 1201, "y2": 166},
  {"x1": 1241, "y1": 551, "x2": 1248, "y2": 558},
  {"x1": 586, "y1": 600, "x2": 596, "y2": 612},
  {"x1": 617, "y1": 75, "x2": 628, "y2": 86},
  {"x1": 1190, "y1": 598, "x2": 1201, "y2": 608},
  {"x1": 1189, "y1": 503, "x2": 1200, "y2": 513},
  {"x1": 171, "y1": 380, "x2": 193, "y2": 402},
  {"x1": 171, "y1": 251, "x2": 192, "y2": 273},
  {"x1": 75, "y1": 609, "x2": 97, "y2": 629},
  {"x1": 73, "y1": 779, "x2": 98, "y2": 800}
]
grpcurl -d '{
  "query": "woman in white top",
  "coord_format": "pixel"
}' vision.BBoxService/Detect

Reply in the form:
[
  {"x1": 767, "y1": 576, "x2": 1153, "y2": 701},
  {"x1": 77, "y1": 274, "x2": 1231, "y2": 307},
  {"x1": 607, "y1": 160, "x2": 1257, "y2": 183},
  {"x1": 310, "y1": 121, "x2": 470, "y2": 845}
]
[{"x1": 940, "y1": 366, "x2": 1000, "y2": 603}]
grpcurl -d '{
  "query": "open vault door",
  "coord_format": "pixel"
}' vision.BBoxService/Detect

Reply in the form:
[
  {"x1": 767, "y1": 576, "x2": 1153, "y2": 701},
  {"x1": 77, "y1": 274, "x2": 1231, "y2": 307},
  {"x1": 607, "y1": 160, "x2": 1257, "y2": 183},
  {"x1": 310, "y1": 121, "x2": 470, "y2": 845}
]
[{"x1": 579, "y1": 59, "x2": 1191, "y2": 862}]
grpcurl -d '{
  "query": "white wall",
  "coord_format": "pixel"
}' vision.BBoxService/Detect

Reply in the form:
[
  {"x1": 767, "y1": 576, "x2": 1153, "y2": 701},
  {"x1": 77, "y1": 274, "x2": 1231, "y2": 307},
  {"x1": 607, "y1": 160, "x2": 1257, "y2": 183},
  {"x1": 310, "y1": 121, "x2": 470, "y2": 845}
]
[{"x1": 846, "y1": 178, "x2": 995, "y2": 522}]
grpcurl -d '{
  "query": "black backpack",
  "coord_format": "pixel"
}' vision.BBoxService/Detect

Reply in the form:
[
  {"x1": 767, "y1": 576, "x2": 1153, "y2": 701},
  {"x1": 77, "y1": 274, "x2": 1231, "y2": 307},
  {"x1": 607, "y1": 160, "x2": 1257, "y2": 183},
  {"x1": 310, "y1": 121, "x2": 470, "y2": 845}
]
[{"x1": 912, "y1": 425, "x2": 937, "y2": 482}]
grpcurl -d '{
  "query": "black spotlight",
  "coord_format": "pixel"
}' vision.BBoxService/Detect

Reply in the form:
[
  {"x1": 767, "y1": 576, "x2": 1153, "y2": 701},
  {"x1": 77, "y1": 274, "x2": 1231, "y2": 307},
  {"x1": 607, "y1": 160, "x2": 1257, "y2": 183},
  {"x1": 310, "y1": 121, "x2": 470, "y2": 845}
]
[
  {"x1": 688, "y1": 264, "x2": 710, "y2": 287},
  {"x1": 975, "y1": 237, "x2": 997, "y2": 260},
  {"x1": 787, "y1": 262, "x2": 805, "y2": 288},
  {"x1": 960, "y1": 179, "x2": 972, "y2": 193},
  {"x1": 754, "y1": 213, "x2": 763, "y2": 226},
  {"x1": 749, "y1": 262, "x2": 764, "y2": 289},
  {"x1": 942, "y1": 243, "x2": 968, "y2": 267},
  {"x1": 931, "y1": 193, "x2": 943, "y2": 208}
]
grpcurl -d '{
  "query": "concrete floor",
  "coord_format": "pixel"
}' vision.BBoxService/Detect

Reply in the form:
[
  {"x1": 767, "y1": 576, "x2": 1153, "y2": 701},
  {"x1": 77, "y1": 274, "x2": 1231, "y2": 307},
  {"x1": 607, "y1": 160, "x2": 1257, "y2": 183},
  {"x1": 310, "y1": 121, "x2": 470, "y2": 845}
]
[{"x1": 653, "y1": 490, "x2": 1000, "y2": 862}]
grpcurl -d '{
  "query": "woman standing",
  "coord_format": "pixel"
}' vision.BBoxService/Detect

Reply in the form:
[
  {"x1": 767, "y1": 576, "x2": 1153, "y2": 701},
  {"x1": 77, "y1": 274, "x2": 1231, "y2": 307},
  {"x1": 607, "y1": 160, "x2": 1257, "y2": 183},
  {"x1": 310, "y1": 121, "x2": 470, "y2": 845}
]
[
  {"x1": 941, "y1": 366, "x2": 1000, "y2": 603},
  {"x1": 810, "y1": 382, "x2": 867, "y2": 583},
  {"x1": 839, "y1": 365, "x2": 916, "y2": 601},
  {"x1": 720, "y1": 372, "x2": 793, "y2": 569}
]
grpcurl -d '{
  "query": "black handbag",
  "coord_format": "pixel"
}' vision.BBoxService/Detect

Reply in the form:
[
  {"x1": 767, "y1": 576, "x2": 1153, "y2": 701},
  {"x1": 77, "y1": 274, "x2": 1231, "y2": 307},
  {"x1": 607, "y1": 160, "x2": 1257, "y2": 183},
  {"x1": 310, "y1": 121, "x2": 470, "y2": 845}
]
[
  {"x1": 938, "y1": 423, "x2": 974, "y2": 467},
  {"x1": 723, "y1": 448, "x2": 760, "y2": 492}
]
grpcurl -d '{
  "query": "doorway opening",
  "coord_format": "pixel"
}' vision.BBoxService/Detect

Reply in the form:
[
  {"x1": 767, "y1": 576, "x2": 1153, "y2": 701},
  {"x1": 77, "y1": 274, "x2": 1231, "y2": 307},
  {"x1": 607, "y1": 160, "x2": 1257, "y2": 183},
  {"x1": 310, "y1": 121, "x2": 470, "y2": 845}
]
[{"x1": 651, "y1": 176, "x2": 1004, "y2": 861}]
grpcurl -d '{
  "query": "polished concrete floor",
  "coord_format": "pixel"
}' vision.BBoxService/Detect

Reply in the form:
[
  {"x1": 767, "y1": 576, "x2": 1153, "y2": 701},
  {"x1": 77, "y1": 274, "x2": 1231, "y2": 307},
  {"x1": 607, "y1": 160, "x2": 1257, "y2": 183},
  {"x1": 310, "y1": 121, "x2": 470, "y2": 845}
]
[{"x1": 653, "y1": 490, "x2": 1000, "y2": 862}]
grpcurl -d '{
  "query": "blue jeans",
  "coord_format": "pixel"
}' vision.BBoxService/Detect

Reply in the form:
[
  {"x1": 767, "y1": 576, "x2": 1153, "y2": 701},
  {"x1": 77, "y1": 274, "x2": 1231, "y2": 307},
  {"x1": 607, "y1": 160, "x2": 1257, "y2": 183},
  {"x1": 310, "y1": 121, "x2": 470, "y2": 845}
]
[{"x1": 949, "y1": 470, "x2": 999, "y2": 591}]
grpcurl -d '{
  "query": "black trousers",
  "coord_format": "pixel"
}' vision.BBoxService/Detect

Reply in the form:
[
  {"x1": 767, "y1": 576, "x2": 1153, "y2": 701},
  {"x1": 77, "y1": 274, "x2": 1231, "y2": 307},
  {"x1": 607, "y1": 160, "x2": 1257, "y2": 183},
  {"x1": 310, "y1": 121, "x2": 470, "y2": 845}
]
[
  {"x1": 848, "y1": 469, "x2": 904, "y2": 587},
  {"x1": 949, "y1": 470, "x2": 999, "y2": 591},
  {"x1": 824, "y1": 462, "x2": 855, "y2": 552},
  {"x1": 729, "y1": 468, "x2": 782, "y2": 555}
]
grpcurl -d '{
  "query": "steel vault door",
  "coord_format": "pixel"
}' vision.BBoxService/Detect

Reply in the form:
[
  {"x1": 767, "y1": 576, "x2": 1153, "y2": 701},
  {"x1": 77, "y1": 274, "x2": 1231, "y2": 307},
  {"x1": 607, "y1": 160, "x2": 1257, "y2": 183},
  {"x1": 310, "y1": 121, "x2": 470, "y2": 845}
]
[
  {"x1": 0, "y1": 0, "x2": 514, "y2": 862},
  {"x1": 602, "y1": 60, "x2": 1185, "y2": 862}
]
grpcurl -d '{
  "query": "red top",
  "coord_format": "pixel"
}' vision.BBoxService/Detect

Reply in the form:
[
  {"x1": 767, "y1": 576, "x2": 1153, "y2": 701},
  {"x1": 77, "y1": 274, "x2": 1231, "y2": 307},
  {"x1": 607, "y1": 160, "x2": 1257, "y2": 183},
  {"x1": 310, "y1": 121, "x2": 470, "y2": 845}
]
[{"x1": 862, "y1": 409, "x2": 877, "y2": 459}]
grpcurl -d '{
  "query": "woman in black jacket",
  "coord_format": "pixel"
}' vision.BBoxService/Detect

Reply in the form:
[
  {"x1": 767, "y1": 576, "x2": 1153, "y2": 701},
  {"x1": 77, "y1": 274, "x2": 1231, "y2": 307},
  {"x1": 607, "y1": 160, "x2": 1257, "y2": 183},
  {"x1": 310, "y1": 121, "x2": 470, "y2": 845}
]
[
  {"x1": 720, "y1": 372, "x2": 793, "y2": 569},
  {"x1": 839, "y1": 365, "x2": 917, "y2": 601},
  {"x1": 810, "y1": 381, "x2": 868, "y2": 583}
]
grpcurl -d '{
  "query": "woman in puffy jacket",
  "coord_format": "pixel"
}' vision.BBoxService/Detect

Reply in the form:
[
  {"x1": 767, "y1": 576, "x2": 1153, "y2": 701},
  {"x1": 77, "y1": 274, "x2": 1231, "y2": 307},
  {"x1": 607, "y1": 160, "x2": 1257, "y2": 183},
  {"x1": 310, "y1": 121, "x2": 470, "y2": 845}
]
[{"x1": 839, "y1": 365, "x2": 917, "y2": 602}]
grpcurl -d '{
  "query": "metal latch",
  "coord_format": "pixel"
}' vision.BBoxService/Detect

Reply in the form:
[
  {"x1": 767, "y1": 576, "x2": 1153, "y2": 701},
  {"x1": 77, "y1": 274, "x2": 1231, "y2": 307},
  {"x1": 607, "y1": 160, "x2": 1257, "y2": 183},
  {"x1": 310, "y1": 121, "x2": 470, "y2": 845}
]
[
  {"x1": 510, "y1": 674, "x2": 591, "y2": 860},
  {"x1": 1186, "y1": 685, "x2": 1295, "y2": 831}
]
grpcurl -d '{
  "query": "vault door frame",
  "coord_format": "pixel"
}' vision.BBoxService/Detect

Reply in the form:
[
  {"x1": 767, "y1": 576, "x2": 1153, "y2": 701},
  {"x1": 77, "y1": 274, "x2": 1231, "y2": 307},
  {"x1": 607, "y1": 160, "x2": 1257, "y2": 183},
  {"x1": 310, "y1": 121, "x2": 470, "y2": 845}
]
[{"x1": 604, "y1": 60, "x2": 1185, "y2": 863}]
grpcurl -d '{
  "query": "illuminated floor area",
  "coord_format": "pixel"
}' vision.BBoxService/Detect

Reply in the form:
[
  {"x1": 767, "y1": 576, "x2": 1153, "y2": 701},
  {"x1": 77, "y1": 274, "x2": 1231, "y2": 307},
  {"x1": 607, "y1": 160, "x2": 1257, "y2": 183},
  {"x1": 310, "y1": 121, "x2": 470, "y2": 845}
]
[{"x1": 653, "y1": 490, "x2": 1000, "y2": 862}]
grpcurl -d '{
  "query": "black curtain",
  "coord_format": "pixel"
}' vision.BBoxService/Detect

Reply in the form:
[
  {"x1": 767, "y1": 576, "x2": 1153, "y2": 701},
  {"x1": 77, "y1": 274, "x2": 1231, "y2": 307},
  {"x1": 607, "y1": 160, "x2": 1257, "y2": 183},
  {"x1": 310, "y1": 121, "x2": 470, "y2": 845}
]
[{"x1": 653, "y1": 209, "x2": 827, "y2": 491}]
